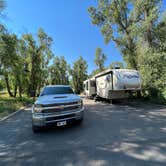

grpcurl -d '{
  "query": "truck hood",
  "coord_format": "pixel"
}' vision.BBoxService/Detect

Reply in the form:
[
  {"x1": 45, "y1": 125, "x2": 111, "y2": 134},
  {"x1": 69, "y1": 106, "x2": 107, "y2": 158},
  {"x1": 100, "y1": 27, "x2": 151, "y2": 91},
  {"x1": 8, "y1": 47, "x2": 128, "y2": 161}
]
[{"x1": 35, "y1": 94, "x2": 81, "y2": 105}]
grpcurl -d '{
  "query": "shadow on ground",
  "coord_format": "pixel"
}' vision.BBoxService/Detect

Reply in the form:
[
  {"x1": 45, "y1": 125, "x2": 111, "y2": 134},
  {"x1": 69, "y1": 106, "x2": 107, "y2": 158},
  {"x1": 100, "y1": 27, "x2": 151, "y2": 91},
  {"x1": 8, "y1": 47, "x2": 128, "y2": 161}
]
[{"x1": 0, "y1": 99, "x2": 166, "y2": 166}]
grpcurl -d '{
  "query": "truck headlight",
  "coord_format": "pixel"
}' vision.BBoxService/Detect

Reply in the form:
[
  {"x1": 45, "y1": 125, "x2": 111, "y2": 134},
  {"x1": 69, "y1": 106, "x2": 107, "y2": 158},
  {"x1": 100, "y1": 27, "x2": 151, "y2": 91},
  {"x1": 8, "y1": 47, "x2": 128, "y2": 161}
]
[{"x1": 33, "y1": 104, "x2": 43, "y2": 113}]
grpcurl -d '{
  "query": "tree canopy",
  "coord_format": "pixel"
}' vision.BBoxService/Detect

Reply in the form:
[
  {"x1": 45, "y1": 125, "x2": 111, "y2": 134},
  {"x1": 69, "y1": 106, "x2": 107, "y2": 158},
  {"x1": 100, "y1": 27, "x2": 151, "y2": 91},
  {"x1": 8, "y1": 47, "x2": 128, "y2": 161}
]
[
  {"x1": 70, "y1": 56, "x2": 88, "y2": 94},
  {"x1": 88, "y1": 0, "x2": 166, "y2": 102},
  {"x1": 94, "y1": 47, "x2": 107, "y2": 72},
  {"x1": 0, "y1": 0, "x2": 166, "y2": 103},
  {"x1": 0, "y1": 28, "x2": 88, "y2": 96}
]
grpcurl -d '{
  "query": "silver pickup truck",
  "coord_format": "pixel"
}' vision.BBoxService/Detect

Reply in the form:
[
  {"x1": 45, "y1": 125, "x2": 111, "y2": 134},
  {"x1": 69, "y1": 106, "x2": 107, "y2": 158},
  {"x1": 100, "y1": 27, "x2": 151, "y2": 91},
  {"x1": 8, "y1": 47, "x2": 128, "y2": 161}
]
[{"x1": 32, "y1": 85, "x2": 84, "y2": 133}]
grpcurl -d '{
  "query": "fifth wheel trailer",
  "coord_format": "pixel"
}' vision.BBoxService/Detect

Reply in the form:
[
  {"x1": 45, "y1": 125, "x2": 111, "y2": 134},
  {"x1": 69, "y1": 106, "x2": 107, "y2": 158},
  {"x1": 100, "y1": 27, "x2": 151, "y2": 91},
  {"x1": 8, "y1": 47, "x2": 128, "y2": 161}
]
[
  {"x1": 83, "y1": 69, "x2": 141, "y2": 100},
  {"x1": 83, "y1": 78, "x2": 96, "y2": 98}
]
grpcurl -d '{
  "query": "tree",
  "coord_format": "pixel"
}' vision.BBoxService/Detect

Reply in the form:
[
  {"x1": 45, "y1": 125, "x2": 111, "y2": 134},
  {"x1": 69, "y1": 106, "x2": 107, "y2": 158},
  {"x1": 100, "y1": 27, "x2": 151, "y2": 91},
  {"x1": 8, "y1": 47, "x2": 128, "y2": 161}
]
[
  {"x1": 0, "y1": 31, "x2": 19, "y2": 97},
  {"x1": 50, "y1": 56, "x2": 69, "y2": 85},
  {"x1": 90, "y1": 68, "x2": 101, "y2": 77},
  {"x1": 70, "y1": 56, "x2": 88, "y2": 94},
  {"x1": 110, "y1": 61, "x2": 124, "y2": 69},
  {"x1": 133, "y1": 0, "x2": 166, "y2": 100},
  {"x1": 88, "y1": 0, "x2": 138, "y2": 69},
  {"x1": 94, "y1": 47, "x2": 106, "y2": 71},
  {"x1": 136, "y1": 16, "x2": 166, "y2": 100},
  {"x1": 88, "y1": 0, "x2": 161, "y2": 69},
  {"x1": 0, "y1": 77, "x2": 5, "y2": 91},
  {"x1": 132, "y1": 0, "x2": 160, "y2": 47},
  {"x1": 17, "y1": 28, "x2": 53, "y2": 96},
  {"x1": 89, "y1": 0, "x2": 166, "y2": 102}
]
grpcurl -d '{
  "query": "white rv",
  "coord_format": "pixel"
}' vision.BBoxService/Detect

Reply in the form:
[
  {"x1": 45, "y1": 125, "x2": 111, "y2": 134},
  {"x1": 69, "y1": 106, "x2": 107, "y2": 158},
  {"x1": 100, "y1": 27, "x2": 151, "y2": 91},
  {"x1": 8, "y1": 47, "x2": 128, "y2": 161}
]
[
  {"x1": 84, "y1": 69, "x2": 141, "y2": 100},
  {"x1": 83, "y1": 78, "x2": 96, "y2": 98}
]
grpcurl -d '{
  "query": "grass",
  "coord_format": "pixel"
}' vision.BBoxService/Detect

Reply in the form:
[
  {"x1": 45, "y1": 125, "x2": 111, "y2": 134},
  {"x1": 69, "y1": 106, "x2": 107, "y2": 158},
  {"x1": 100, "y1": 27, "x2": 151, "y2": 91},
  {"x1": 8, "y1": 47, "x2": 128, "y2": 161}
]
[{"x1": 0, "y1": 92, "x2": 34, "y2": 119}]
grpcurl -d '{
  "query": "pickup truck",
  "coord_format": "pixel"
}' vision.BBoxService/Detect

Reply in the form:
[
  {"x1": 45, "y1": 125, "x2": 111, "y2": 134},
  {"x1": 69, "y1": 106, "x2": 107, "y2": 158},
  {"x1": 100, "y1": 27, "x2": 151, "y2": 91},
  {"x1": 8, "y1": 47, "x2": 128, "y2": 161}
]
[{"x1": 32, "y1": 85, "x2": 84, "y2": 133}]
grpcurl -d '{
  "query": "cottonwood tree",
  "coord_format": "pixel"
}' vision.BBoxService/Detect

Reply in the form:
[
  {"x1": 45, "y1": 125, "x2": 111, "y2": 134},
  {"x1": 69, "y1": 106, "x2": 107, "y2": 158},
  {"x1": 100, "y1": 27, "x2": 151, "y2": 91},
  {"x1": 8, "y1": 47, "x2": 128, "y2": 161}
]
[
  {"x1": 0, "y1": 32, "x2": 18, "y2": 97},
  {"x1": 88, "y1": 0, "x2": 138, "y2": 69},
  {"x1": 88, "y1": 0, "x2": 166, "y2": 102},
  {"x1": 110, "y1": 61, "x2": 124, "y2": 69},
  {"x1": 20, "y1": 28, "x2": 53, "y2": 96},
  {"x1": 49, "y1": 56, "x2": 69, "y2": 85},
  {"x1": 133, "y1": 0, "x2": 166, "y2": 99},
  {"x1": 94, "y1": 47, "x2": 106, "y2": 72},
  {"x1": 70, "y1": 56, "x2": 88, "y2": 94}
]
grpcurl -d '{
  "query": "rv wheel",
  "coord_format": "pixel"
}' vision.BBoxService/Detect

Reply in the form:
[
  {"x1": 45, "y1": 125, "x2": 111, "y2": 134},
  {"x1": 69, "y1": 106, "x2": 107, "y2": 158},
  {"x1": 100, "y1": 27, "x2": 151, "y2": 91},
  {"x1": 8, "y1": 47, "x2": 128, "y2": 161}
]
[{"x1": 94, "y1": 96, "x2": 99, "y2": 102}]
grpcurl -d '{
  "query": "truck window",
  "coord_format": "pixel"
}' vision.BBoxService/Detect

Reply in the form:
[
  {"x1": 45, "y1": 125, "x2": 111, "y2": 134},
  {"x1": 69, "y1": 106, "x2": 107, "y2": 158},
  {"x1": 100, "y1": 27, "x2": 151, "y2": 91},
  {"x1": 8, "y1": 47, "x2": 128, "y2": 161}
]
[{"x1": 41, "y1": 86, "x2": 74, "y2": 95}]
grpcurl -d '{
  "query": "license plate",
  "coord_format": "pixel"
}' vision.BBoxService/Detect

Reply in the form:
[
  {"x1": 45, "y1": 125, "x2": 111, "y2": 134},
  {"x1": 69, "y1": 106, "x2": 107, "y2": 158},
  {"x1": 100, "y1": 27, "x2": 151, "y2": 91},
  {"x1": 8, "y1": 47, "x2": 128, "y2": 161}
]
[{"x1": 57, "y1": 121, "x2": 67, "y2": 126}]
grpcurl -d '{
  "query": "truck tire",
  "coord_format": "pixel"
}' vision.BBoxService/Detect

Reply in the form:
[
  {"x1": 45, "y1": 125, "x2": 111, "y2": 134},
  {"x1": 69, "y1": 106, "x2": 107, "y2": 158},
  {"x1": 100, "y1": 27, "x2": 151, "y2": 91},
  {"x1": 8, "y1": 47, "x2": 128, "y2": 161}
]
[
  {"x1": 77, "y1": 117, "x2": 83, "y2": 125},
  {"x1": 32, "y1": 125, "x2": 41, "y2": 133}
]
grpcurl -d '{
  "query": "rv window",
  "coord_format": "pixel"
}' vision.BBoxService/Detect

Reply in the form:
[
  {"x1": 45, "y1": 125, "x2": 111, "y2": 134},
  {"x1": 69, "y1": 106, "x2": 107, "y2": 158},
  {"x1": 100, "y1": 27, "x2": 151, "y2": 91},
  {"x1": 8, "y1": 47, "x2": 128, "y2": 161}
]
[
  {"x1": 90, "y1": 81, "x2": 96, "y2": 87},
  {"x1": 86, "y1": 82, "x2": 88, "y2": 90}
]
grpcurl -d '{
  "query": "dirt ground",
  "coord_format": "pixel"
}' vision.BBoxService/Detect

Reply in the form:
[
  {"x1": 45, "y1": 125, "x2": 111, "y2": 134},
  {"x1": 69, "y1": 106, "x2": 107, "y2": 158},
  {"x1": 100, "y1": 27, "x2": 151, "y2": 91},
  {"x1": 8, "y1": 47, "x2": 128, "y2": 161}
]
[{"x1": 0, "y1": 98, "x2": 166, "y2": 166}]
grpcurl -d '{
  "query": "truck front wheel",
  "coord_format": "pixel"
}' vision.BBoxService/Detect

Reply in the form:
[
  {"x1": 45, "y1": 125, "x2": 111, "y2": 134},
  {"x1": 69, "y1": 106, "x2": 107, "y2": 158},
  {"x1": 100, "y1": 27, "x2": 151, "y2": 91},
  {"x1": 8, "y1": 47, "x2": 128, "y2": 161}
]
[{"x1": 32, "y1": 125, "x2": 41, "y2": 133}]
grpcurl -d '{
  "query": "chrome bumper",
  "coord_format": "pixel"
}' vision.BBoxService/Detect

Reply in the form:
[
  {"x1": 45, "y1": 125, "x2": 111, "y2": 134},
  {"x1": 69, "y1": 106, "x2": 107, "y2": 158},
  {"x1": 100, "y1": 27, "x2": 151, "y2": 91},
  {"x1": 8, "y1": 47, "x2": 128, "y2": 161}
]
[{"x1": 32, "y1": 107, "x2": 84, "y2": 127}]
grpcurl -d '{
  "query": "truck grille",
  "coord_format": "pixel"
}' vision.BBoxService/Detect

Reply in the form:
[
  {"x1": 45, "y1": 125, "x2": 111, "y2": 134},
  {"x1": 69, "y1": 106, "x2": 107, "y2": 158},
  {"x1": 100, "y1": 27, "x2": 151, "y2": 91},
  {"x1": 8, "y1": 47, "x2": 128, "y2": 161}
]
[
  {"x1": 46, "y1": 114, "x2": 75, "y2": 122},
  {"x1": 42, "y1": 101, "x2": 79, "y2": 107},
  {"x1": 41, "y1": 105, "x2": 80, "y2": 113}
]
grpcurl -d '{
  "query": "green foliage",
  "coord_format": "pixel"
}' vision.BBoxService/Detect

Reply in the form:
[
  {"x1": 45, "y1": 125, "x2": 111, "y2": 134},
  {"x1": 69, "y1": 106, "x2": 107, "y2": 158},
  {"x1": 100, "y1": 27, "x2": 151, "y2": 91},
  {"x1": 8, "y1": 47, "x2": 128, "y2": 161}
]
[
  {"x1": 88, "y1": 0, "x2": 138, "y2": 69},
  {"x1": 0, "y1": 25, "x2": 89, "y2": 97},
  {"x1": 0, "y1": 28, "x2": 53, "y2": 97},
  {"x1": 137, "y1": 41, "x2": 165, "y2": 89},
  {"x1": 16, "y1": 28, "x2": 53, "y2": 96},
  {"x1": 70, "y1": 56, "x2": 88, "y2": 94},
  {"x1": 49, "y1": 56, "x2": 69, "y2": 85},
  {"x1": 110, "y1": 61, "x2": 124, "y2": 69},
  {"x1": 90, "y1": 68, "x2": 101, "y2": 77},
  {"x1": 94, "y1": 47, "x2": 106, "y2": 72},
  {"x1": 0, "y1": 79, "x2": 5, "y2": 90},
  {"x1": 0, "y1": 30, "x2": 19, "y2": 97},
  {"x1": 88, "y1": 0, "x2": 166, "y2": 103},
  {"x1": 90, "y1": 61, "x2": 124, "y2": 77},
  {"x1": 0, "y1": 93, "x2": 33, "y2": 119}
]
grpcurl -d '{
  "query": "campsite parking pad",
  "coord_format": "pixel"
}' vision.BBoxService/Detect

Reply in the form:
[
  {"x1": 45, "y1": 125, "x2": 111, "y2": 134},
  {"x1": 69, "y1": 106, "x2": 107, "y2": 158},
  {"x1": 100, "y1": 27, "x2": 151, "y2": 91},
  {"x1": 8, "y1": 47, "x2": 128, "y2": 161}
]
[{"x1": 0, "y1": 98, "x2": 166, "y2": 166}]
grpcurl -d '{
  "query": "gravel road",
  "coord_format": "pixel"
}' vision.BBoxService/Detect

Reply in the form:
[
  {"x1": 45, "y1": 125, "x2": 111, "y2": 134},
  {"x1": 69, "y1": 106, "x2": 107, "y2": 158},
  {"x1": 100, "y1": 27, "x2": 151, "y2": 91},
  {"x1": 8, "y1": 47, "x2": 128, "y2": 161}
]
[{"x1": 0, "y1": 98, "x2": 166, "y2": 166}]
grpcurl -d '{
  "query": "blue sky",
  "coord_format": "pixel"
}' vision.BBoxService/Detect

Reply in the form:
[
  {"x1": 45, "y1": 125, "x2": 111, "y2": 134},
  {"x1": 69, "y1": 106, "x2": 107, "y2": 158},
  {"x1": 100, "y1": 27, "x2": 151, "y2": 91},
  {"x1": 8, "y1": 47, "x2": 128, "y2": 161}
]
[{"x1": 2, "y1": 0, "x2": 166, "y2": 74}]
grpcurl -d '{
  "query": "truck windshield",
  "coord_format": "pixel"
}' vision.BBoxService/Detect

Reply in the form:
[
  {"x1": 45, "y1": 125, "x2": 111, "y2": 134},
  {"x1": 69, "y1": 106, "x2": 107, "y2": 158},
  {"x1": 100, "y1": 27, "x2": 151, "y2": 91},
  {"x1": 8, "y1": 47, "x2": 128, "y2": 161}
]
[{"x1": 41, "y1": 87, "x2": 74, "y2": 96}]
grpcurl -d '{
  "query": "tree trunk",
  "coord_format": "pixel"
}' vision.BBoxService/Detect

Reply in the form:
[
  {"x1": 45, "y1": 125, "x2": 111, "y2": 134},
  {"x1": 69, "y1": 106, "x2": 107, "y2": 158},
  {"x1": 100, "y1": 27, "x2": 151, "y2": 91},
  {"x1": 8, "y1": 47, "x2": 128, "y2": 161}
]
[
  {"x1": 18, "y1": 85, "x2": 22, "y2": 98},
  {"x1": 144, "y1": 9, "x2": 153, "y2": 47},
  {"x1": 17, "y1": 77, "x2": 22, "y2": 98},
  {"x1": 4, "y1": 74, "x2": 14, "y2": 97},
  {"x1": 13, "y1": 84, "x2": 17, "y2": 97}
]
